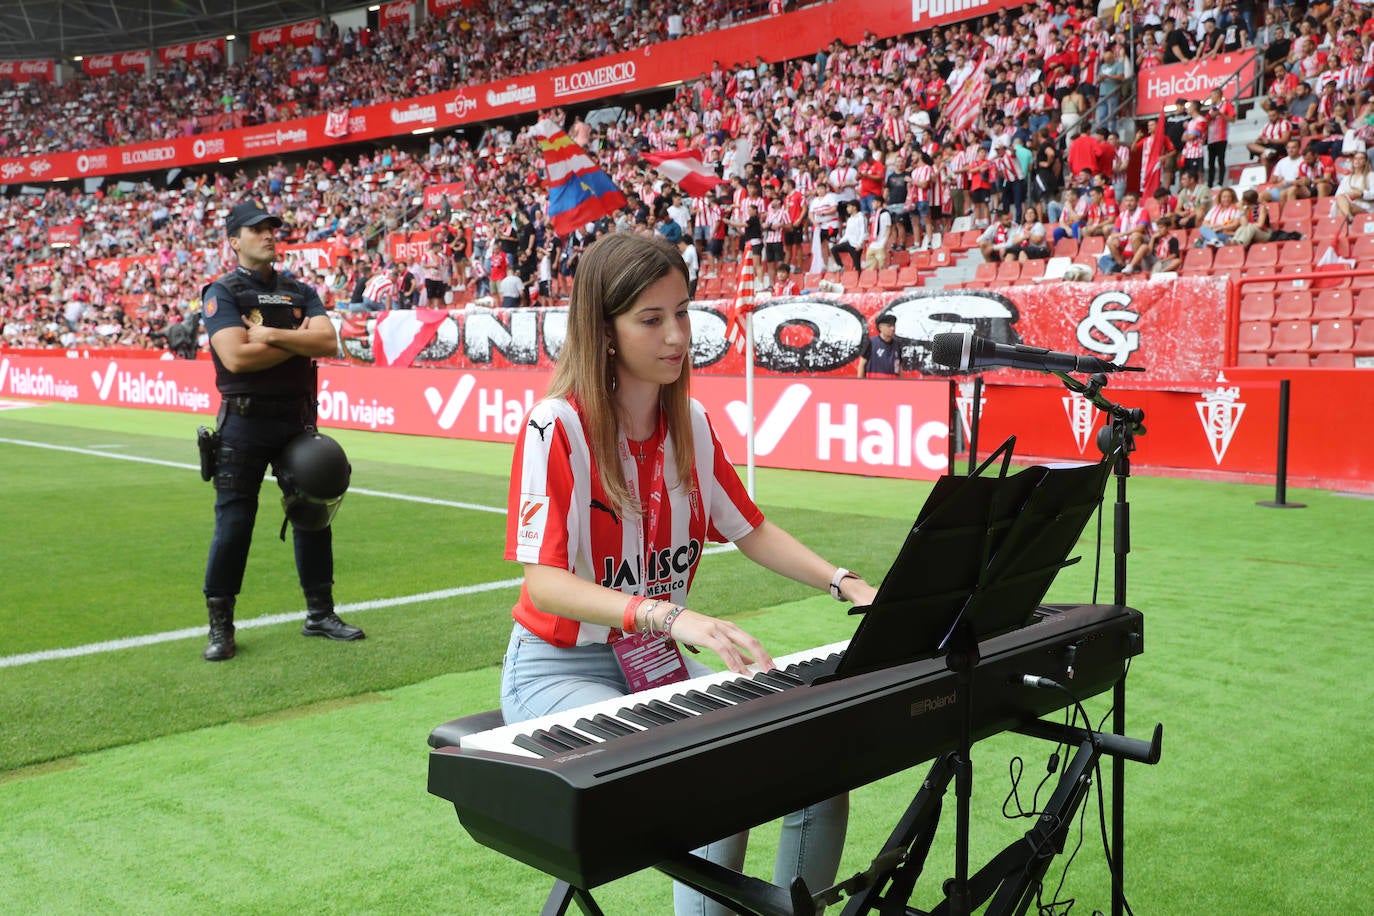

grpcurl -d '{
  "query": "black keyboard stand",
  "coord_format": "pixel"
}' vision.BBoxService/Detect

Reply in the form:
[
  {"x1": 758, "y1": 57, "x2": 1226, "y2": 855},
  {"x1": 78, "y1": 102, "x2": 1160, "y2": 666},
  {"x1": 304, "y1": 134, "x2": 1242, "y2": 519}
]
[{"x1": 837, "y1": 719, "x2": 1162, "y2": 916}]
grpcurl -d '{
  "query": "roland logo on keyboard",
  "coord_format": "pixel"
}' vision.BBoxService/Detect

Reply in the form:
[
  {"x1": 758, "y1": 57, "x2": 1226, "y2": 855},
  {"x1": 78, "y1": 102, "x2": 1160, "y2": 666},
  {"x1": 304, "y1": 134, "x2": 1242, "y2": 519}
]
[{"x1": 910, "y1": 691, "x2": 957, "y2": 717}]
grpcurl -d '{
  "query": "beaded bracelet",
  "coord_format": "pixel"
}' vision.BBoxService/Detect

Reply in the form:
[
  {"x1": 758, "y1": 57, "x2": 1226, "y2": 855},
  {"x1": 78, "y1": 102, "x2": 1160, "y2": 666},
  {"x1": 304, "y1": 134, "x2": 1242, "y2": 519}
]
[
  {"x1": 661, "y1": 605, "x2": 686, "y2": 639},
  {"x1": 622, "y1": 595, "x2": 647, "y2": 633}
]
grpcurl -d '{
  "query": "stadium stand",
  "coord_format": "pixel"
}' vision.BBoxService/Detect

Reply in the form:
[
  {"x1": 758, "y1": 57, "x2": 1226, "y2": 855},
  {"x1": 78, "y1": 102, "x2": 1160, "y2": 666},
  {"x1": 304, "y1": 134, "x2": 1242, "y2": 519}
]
[{"x1": 0, "y1": 0, "x2": 1372, "y2": 367}]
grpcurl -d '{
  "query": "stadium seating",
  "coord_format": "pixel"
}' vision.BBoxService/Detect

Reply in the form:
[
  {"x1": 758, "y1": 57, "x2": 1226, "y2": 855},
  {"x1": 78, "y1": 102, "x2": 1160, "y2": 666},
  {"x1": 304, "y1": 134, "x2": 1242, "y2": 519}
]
[
  {"x1": 877, "y1": 267, "x2": 901, "y2": 290},
  {"x1": 1270, "y1": 320, "x2": 1314, "y2": 353},
  {"x1": 1354, "y1": 289, "x2": 1374, "y2": 320},
  {"x1": 1235, "y1": 351, "x2": 1270, "y2": 367},
  {"x1": 1282, "y1": 198, "x2": 1315, "y2": 222},
  {"x1": 1278, "y1": 239, "x2": 1315, "y2": 269},
  {"x1": 1238, "y1": 321, "x2": 1273, "y2": 353},
  {"x1": 1180, "y1": 246, "x2": 1213, "y2": 274},
  {"x1": 1354, "y1": 319, "x2": 1374, "y2": 355},
  {"x1": 1270, "y1": 352, "x2": 1312, "y2": 367},
  {"x1": 1078, "y1": 236, "x2": 1105, "y2": 258},
  {"x1": 995, "y1": 260, "x2": 1021, "y2": 284},
  {"x1": 974, "y1": 262, "x2": 998, "y2": 283},
  {"x1": 1053, "y1": 237, "x2": 1079, "y2": 258},
  {"x1": 1239, "y1": 292, "x2": 1275, "y2": 322},
  {"x1": 1273, "y1": 290, "x2": 1314, "y2": 321},
  {"x1": 1244, "y1": 243, "x2": 1279, "y2": 271},
  {"x1": 1312, "y1": 289, "x2": 1354, "y2": 320},
  {"x1": 1312, "y1": 352, "x2": 1356, "y2": 368},
  {"x1": 1310, "y1": 319, "x2": 1356, "y2": 353},
  {"x1": 1019, "y1": 259, "x2": 1046, "y2": 282}
]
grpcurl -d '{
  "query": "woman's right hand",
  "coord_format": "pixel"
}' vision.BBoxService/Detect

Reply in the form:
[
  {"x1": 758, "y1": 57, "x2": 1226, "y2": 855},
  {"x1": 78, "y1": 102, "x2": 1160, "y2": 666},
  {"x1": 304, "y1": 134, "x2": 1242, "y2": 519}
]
[{"x1": 654, "y1": 606, "x2": 775, "y2": 675}]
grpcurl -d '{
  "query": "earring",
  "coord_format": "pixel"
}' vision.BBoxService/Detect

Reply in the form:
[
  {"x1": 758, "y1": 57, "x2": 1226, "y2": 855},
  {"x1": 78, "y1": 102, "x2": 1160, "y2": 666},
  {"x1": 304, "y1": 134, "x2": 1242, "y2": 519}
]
[{"x1": 608, "y1": 345, "x2": 616, "y2": 357}]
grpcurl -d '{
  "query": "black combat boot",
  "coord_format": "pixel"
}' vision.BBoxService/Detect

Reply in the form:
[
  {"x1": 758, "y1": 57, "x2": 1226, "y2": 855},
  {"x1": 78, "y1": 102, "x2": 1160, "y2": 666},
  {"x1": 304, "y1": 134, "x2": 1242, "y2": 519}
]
[
  {"x1": 203, "y1": 596, "x2": 237, "y2": 661},
  {"x1": 301, "y1": 587, "x2": 365, "y2": 641}
]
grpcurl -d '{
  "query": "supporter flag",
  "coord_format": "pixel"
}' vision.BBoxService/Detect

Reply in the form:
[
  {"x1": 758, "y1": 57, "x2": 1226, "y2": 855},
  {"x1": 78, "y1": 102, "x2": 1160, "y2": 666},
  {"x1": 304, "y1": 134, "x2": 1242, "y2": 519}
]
[
  {"x1": 1141, "y1": 111, "x2": 1167, "y2": 198},
  {"x1": 339, "y1": 313, "x2": 370, "y2": 340},
  {"x1": 941, "y1": 57, "x2": 989, "y2": 138},
  {"x1": 372, "y1": 307, "x2": 448, "y2": 368},
  {"x1": 529, "y1": 119, "x2": 627, "y2": 236},
  {"x1": 642, "y1": 149, "x2": 724, "y2": 198},
  {"x1": 726, "y1": 245, "x2": 757, "y2": 353}
]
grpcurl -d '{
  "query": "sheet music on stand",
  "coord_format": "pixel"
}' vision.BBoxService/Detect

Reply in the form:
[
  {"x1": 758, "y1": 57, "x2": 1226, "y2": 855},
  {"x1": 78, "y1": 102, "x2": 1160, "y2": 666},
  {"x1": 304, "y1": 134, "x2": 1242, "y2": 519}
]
[{"x1": 828, "y1": 435, "x2": 1113, "y2": 682}]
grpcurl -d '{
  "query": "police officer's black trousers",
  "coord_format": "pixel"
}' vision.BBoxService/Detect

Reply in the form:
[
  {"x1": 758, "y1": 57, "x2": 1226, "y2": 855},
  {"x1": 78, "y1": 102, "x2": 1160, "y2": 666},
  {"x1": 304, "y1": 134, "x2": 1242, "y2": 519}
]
[{"x1": 204, "y1": 413, "x2": 332, "y2": 599}]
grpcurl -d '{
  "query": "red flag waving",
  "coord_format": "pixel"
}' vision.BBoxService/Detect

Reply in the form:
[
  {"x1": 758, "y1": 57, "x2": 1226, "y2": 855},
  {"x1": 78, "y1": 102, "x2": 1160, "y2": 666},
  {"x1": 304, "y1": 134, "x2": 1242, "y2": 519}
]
[
  {"x1": 642, "y1": 149, "x2": 725, "y2": 198},
  {"x1": 727, "y1": 246, "x2": 757, "y2": 354},
  {"x1": 372, "y1": 307, "x2": 448, "y2": 368}
]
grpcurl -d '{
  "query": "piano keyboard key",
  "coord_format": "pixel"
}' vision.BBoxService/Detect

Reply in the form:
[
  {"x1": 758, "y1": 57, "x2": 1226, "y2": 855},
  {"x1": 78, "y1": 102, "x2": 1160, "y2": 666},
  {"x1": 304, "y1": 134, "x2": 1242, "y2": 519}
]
[{"x1": 461, "y1": 640, "x2": 850, "y2": 759}]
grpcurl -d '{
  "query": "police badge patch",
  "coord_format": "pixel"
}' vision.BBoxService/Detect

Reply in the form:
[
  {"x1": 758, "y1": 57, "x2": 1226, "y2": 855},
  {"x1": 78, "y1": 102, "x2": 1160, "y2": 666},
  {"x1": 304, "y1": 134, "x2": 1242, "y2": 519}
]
[
  {"x1": 205, "y1": 298, "x2": 220, "y2": 318},
  {"x1": 246, "y1": 308, "x2": 263, "y2": 326}
]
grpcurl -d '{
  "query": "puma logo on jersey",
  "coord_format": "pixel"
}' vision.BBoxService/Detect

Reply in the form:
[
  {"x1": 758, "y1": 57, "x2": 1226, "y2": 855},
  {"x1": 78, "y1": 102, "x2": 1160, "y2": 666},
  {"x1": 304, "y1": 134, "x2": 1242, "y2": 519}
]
[
  {"x1": 590, "y1": 499, "x2": 620, "y2": 525},
  {"x1": 528, "y1": 418, "x2": 552, "y2": 441}
]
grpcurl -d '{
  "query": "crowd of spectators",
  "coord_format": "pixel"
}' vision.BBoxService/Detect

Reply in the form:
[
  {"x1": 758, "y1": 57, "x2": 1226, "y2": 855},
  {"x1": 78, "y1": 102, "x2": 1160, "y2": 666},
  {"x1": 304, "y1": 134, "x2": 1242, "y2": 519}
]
[
  {"x1": 3, "y1": 0, "x2": 1373, "y2": 350},
  {"x1": 0, "y1": 0, "x2": 779, "y2": 156}
]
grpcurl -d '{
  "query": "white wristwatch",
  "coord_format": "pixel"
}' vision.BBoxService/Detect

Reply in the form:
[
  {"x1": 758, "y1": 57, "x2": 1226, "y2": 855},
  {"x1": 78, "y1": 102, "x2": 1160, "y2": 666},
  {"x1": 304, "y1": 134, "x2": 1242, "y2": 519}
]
[{"x1": 829, "y1": 567, "x2": 857, "y2": 601}]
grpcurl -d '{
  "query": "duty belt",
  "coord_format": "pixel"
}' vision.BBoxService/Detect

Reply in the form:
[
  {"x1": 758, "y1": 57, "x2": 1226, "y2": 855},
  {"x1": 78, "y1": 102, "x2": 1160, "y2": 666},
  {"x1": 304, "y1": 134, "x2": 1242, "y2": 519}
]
[{"x1": 221, "y1": 396, "x2": 310, "y2": 419}]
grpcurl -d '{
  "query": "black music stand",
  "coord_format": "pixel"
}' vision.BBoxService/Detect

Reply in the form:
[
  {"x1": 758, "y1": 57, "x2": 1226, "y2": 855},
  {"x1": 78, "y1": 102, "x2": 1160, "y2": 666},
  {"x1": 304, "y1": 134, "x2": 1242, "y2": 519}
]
[{"x1": 834, "y1": 438, "x2": 1111, "y2": 916}]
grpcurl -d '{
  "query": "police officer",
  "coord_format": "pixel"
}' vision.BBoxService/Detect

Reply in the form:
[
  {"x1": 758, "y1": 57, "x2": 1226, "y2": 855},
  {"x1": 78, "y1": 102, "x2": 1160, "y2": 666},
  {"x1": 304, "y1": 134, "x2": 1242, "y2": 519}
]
[
  {"x1": 857, "y1": 313, "x2": 902, "y2": 378},
  {"x1": 200, "y1": 201, "x2": 363, "y2": 661}
]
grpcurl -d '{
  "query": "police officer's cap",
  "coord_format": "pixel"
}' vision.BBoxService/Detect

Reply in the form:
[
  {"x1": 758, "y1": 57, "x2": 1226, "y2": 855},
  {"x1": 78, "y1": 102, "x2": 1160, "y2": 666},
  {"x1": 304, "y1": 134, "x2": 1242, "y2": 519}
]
[{"x1": 226, "y1": 201, "x2": 283, "y2": 236}]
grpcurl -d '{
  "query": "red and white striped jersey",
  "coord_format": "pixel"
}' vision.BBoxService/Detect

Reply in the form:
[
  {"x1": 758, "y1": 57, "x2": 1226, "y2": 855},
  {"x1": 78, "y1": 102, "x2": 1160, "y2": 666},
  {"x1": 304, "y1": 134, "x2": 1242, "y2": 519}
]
[{"x1": 506, "y1": 397, "x2": 763, "y2": 648}]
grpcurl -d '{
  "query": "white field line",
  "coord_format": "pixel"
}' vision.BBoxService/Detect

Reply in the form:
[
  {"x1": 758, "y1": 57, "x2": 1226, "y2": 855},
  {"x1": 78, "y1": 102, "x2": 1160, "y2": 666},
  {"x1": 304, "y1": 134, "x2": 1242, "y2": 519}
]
[{"x1": 0, "y1": 436, "x2": 736, "y2": 667}]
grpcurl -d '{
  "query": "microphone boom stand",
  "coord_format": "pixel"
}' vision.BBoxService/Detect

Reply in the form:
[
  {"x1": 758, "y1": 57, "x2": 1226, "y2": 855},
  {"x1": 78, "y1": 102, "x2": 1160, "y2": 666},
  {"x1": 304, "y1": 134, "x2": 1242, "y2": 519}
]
[{"x1": 1050, "y1": 369, "x2": 1144, "y2": 916}]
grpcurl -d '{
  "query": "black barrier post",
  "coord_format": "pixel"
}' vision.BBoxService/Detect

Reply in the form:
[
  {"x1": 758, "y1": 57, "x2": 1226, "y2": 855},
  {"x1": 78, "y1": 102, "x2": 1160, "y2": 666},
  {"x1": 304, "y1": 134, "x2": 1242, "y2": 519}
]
[{"x1": 1257, "y1": 379, "x2": 1306, "y2": 509}]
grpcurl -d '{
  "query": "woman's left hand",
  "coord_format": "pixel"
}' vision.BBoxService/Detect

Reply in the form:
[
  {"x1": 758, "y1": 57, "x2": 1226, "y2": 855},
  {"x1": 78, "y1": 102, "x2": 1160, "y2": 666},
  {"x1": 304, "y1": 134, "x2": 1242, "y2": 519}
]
[{"x1": 839, "y1": 576, "x2": 878, "y2": 607}]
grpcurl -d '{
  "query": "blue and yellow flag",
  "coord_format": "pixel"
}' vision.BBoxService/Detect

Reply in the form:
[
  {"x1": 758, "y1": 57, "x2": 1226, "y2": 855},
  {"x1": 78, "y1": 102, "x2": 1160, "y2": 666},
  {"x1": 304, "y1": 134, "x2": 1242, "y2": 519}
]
[{"x1": 529, "y1": 119, "x2": 627, "y2": 236}]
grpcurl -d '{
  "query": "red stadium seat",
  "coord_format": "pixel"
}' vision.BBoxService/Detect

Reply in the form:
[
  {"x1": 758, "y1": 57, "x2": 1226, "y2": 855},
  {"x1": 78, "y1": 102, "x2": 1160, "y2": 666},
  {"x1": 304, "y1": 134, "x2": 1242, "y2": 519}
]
[
  {"x1": 1180, "y1": 246, "x2": 1213, "y2": 274},
  {"x1": 1235, "y1": 351, "x2": 1270, "y2": 367},
  {"x1": 1270, "y1": 352, "x2": 1312, "y2": 367},
  {"x1": 1311, "y1": 319, "x2": 1355, "y2": 352},
  {"x1": 1019, "y1": 259, "x2": 1046, "y2": 281},
  {"x1": 995, "y1": 260, "x2": 1021, "y2": 284},
  {"x1": 1312, "y1": 352, "x2": 1356, "y2": 368},
  {"x1": 1278, "y1": 239, "x2": 1315, "y2": 268},
  {"x1": 802, "y1": 272, "x2": 823, "y2": 290},
  {"x1": 1281, "y1": 198, "x2": 1314, "y2": 222},
  {"x1": 1238, "y1": 321, "x2": 1273, "y2": 353},
  {"x1": 1244, "y1": 242, "x2": 1279, "y2": 270},
  {"x1": 1354, "y1": 289, "x2": 1374, "y2": 319},
  {"x1": 890, "y1": 249, "x2": 911, "y2": 267},
  {"x1": 877, "y1": 267, "x2": 901, "y2": 290},
  {"x1": 1270, "y1": 320, "x2": 1313, "y2": 353},
  {"x1": 895, "y1": 265, "x2": 921, "y2": 288},
  {"x1": 1355, "y1": 319, "x2": 1374, "y2": 354},
  {"x1": 1239, "y1": 292, "x2": 1275, "y2": 322},
  {"x1": 1352, "y1": 236, "x2": 1374, "y2": 262},
  {"x1": 1213, "y1": 244, "x2": 1246, "y2": 272},
  {"x1": 1078, "y1": 235, "x2": 1105, "y2": 258},
  {"x1": 1312, "y1": 289, "x2": 1354, "y2": 319},
  {"x1": 1053, "y1": 237, "x2": 1079, "y2": 258},
  {"x1": 974, "y1": 262, "x2": 998, "y2": 283},
  {"x1": 1273, "y1": 290, "x2": 1313, "y2": 320},
  {"x1": 856, "y1": 269, "x2": 880, "y2": 291}
]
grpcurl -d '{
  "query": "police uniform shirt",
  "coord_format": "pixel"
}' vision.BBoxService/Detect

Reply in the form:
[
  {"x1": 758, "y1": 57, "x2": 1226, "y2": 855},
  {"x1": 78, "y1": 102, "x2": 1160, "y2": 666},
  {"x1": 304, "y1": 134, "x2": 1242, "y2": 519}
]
[{"x1": 202, "y1": 265, "x2": 327, "y2": 396}]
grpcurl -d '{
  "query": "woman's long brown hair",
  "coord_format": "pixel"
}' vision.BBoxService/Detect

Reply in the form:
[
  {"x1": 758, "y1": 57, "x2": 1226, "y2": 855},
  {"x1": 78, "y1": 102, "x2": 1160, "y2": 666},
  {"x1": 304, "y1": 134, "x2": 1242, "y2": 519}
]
[{"x1": 546, "y1": 233, "x2": 695, "y2": 517}]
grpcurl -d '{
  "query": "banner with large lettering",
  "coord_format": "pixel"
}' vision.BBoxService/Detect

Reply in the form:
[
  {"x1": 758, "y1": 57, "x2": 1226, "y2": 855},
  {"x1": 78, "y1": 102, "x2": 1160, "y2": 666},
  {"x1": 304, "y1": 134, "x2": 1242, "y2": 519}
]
[
  {"x1": 381, "y1": 0, "x2": 416, "y2": 27},
  {"x1": 387, "y1": 230, "x2": 437, "y2": 263},
  {"x1": 0, "y1": 60, "x2": 55, "y2": 84},
  {"x1": 1136, "y1": 50, "x2": 1261, "y2": 115},
  {"x1": 47, "y1": 224, "x2": 81, "y2": 248},
  {"x1": 82, "y1": 51, "x2": 152, "y2": 78},
  {"x1": 1, "y1": 354, "x2": 1368, "y2": 490},
  {"x1": 330, "y1": 277, "x2": 1229, "y2": 390},
  {"x1": 424, "y1": 182, "x2": 467, "y2": 209},
  {"x1": 0, "y1": 0, "x2": 1021, "y2": 182},
  {"x1": 251, "y1": 20, "x2": 320, "y2": 55},
  {"x1": 158, "y1": 38, "x2": 226, "y2": 67}
]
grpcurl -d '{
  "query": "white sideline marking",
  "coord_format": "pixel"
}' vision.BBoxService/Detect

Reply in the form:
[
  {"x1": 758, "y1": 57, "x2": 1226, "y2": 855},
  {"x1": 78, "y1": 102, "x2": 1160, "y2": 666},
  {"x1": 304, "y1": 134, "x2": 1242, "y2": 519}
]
[
  {"x1": 0, "y1": 580, "x2": 524, "y2": 669},
  {"x1": 0, "y1": 436, "x2": 506, "y2": 514},
  {"x1": 0, "y1": 435, "x2": 741, "y2": 667}
]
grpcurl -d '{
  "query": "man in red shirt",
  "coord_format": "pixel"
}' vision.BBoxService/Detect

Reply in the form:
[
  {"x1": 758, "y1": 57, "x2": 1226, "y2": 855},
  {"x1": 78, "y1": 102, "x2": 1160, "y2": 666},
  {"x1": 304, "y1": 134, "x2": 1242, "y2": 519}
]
[{"x1": 857, "y1": 150, "x2": 886, "y2": 214}]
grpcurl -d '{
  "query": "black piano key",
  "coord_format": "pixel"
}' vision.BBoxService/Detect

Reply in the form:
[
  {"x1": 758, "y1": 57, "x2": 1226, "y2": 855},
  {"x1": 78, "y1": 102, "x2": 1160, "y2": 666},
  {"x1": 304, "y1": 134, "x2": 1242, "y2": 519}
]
[
  {"x1": 574, "y1": 717, "x2": 626, "y2": 740},
  {"x1": 755, "y1": 669, "x2": 804, "y2": 689},
  {"x1": 708, "y1": 682, "x2": 757, "y2": 704},
  {"x1": 618, "y1": 706, "x2": 668, "y2": 728},
  {"x1": 669, "y1": 692, "x2": 719, "y2": 714},
  {"x1": 530, "y1": 729, "x2": 580, "y2": 752},
  {"x1": 512, "y1": 733, "x2": 559, "y2": 757},
  {"x1": 646, "y1": 699, "x2": 692, "y2": 721},
  {"x1": 590, "y1": 713, "x2": 639, "y2": 736},
  {"x1": 743, "y1": 675, "x2": 783, "y2": 693},
  {"x1": 681, "y1": 689, "x2": 731, "y2": 711},
  {"x1": 548, "y1": 724, "x2": 595, "y2": 747},
  {"x1": 725, "y1": 678, "x2": 774, "y2": 699}
]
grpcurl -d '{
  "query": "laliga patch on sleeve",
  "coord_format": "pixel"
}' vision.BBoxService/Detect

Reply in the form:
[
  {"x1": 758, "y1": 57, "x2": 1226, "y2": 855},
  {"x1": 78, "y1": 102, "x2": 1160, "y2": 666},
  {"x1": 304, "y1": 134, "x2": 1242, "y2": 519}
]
[{"x1": 516, "y1": 493, "x2": 549, "y2": 547}]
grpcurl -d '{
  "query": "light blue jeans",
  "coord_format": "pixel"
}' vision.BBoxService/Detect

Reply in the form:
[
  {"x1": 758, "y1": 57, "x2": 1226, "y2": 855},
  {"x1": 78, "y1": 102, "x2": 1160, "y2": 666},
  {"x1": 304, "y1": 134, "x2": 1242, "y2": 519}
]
[{"x1": 501, "y1": 622, "x2": 850, "y2": 915}]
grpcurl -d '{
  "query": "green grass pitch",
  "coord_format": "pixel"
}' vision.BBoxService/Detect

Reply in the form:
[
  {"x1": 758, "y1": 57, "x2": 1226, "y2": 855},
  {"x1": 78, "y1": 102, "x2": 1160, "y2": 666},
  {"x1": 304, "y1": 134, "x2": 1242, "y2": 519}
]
[{"x1": 1, "y1": 400, "x2": 1371, "y2": 913}]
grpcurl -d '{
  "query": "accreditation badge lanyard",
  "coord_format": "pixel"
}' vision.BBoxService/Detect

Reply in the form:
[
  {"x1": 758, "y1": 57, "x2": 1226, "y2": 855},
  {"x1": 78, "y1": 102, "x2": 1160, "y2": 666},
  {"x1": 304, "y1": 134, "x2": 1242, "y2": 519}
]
[{"x1": 612, "y1": 414, "x2": 689, "y2": 692}]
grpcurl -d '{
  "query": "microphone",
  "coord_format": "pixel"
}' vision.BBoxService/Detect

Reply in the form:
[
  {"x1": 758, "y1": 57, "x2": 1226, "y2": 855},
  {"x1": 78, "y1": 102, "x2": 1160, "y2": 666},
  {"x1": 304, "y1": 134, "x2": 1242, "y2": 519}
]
[{"x1": 930, "y1": 331, "x2": 1142, "y2": 374}]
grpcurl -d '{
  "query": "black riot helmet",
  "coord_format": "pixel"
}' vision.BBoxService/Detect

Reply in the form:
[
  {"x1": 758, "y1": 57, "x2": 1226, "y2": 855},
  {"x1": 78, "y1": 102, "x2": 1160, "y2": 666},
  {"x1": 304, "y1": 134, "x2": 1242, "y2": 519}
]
[{"x1": 276, "y1": 431, "x2": 351, "y2": 535}]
